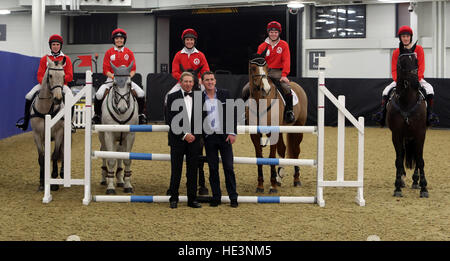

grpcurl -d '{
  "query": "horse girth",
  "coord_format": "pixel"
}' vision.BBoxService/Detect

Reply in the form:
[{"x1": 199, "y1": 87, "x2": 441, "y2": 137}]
[{"x1": 389, "y1": 95, "x2": 424, "y2": 125}]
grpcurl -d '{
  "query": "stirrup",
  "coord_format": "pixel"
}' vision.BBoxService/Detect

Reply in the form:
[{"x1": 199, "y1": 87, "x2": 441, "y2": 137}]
[
  {"x1": 92, "y1": 114, "x2": 101, "y2": 124},
  {"x1": 139, "y1": 114, "x2": 148, "y2": 124},
  {"x1": 285, "y1": 110, "x2": 295, "y2": 123}
]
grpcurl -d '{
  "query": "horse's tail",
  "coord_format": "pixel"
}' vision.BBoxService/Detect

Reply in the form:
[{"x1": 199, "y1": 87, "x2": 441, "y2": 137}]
[{"x1": 404, "y1": 139, "x2": 416, "y2": 169}]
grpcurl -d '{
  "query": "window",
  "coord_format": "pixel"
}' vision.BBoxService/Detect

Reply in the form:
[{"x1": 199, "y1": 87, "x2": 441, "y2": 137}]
[
  {"x1": 396, "y1": 3, "x2": 410, "y2": 36},
  {"x1": 69, "y1": 14, "x2": 117, "y2": 44},
  {"x1": 311, "y1": 5, "x2": 366, "y2": 39}
]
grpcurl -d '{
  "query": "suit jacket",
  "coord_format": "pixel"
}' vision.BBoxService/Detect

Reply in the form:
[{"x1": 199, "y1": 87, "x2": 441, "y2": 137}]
[
  {"x1": 202, "y1": 88, "x2": 237, "y2": 137},
  {"x1": 166, "y1": 89, "x2": 203, "y2": 146}
]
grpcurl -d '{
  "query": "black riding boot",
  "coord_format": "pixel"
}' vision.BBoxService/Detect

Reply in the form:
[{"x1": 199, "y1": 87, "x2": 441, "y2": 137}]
[
  {"x1": 16, "y1": 99, "x2": 32, "y2": 131},
  {"x1": 373, "y1": 95, "x2": 389, "y2": 127},
  {"x1": 284, "y1": 92, "x2": 295, "y2": 124},
  {"x1": 92, "y1": 97, "x2": 103, "y2": 124},
  {"x1": 137, "y1": 97, "x2": 148, "y2": 124},
  {"x1": 426, "y1": 94, "x2": 439, "y2": 126}
]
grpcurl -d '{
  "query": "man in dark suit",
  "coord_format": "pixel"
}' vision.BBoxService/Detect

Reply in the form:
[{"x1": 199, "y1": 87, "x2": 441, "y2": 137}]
[
  {"x1": 202, "y1": 71, "x2": 239, "y2": 208},
  {"x1": 166, "y1": 72, "x2": 203, "y2": 209}
]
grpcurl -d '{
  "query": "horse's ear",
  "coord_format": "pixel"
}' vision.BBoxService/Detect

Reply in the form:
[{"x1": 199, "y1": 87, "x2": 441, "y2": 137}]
[
  {"x1": 110, "y1": 61, "x2": 118, "y2": 72},
  {"x1": 62, "y1": 56, "x2": 67, "y2": 67},
  {"x1": 179, "y1": 64, "x2": 185, "y2": 72},
  {"x1": 260, "y1": 48, "x2": 268, "y2": 58},
  {"x1": 46, "y1": 56, "x2": 53, "y2": 66},
  {"x1": 411, "y1": 40, "x2": 418, "y2": 52},
  {"x1": 399, "y1": 41, "x2": 405, "y2": 54},
  {"x1": 126, "y1": 60, "x2": 134, "y2": 73},
  {"x1": 194, "y1": 65, "x2": 203, "y2": 76}
]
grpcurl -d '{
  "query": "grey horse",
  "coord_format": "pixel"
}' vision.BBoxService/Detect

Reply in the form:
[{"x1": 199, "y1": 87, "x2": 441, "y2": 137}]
[
  {"x1": 30, "y1": 57, "x2": 66, "y2": 191},
  {"x1": 98, "y1": 61, "x2": 138, "y2": 194}
]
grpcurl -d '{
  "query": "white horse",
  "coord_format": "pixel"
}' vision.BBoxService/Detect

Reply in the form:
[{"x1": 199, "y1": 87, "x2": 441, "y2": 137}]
[
  {"x1": 98, "y1": 61, "x2": 138, "y2": 194},
  {"x1": 30, "y1": 57, "x2": 66, "y2": 191}
]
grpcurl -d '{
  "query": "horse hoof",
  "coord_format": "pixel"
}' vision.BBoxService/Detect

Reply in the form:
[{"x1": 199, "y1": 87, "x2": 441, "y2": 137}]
[
  {"x1": 50, "y1": 184, "x2": 59, "y2": 191},
  {"x1": 116, "y1": 183, "x2": 124, "y2": 188},
  {"x1": 276, "y1": 182, "x2": 281, "y2": 187},
  {"x1": 393, "y1": 191, "x2": 403, "y2": 197},
  {"x1": 124, "y1": 187, "x2": 134, "y2": 193},
  {"x1": 106, "y1": 189, "x2": 116, "y2": 195},
  {"x1": 100, "y1": 181, "x2": 107, "y2": 186},
  {"x1": 420, "y1": 191, "x2": 429, "y2": 198},
  {"x1": 256, "y1": 188, "x2": 264, "y2": 193},
  {"x1": 293, "y1": 181, "x2": 302, "y2": 187},
  {"x1": 411, "y1": 184, "x2": 420, "y2": 189},
  {"x1": 269, "y1": 189, "x2": 278, "y2": 194}
]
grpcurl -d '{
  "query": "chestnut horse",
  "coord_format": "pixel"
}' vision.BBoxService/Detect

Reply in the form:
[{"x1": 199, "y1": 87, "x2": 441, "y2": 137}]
[{"x1": 244, "y1": 51, "x2": 308, "y2": 193}]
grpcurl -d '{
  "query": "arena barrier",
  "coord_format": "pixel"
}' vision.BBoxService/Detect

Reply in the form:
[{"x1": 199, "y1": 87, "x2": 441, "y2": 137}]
[{"x1": 43, "y1": 71, "x2": 365, "y2": 207}]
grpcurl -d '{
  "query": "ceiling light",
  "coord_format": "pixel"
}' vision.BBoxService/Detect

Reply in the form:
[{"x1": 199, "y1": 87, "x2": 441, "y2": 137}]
[{"x1": 287, "y1": 1, "x2": 305, "y2": 9}]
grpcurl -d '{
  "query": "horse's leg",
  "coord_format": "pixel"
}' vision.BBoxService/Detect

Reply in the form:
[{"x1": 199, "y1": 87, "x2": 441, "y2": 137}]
[
  {"x1": 104, "y1": 133, "x2": 117, "y2": 195},
  {"x1": 251, "y1": 134, "x2": 264, "y2": 193},
  {"x1": 122, "y1": 133, "x2": 134, "y2": 193},
  {"x1": 412, "y1": 166, "x2": 420, "y2": 189},
  {"x1": 276, "y1": 134, "x2": 286, "y2": 186},
  {"x1": 416, "y1": 140, "x2": 428, "y2": 198},
  {"x1": 116, "y1": 159, "x2": 124, "y2": 187},
  {"x1": 122, "y1": 159, "x2": 133, "y2": 193},
  {"x1": 99, "y1": 133, "x2": 107, "y2": 185},
  {"x1": 269, "y1": 141, "x2": 278, "y2": 194},
  {"x1": 392, "y1": 133, "x2": 405, "y2": 197},
  {"x1": 288, "y1": 132, "x2": 303, "y2": 187},
  {"x1": 38, "y1": 154, "x2": 45, "y2": 191},
  {"x1": 32, "y1": 132, "x2": 45, "y2": 191}
]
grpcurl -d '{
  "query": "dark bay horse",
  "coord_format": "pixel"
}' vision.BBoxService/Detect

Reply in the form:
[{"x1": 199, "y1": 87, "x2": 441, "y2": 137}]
[
  {"x1": 386, "y1": 42, "x2": 428, "y2": 198},
  {"x1": 244, "y1": 51, "x2": 308, "y2": 193}
]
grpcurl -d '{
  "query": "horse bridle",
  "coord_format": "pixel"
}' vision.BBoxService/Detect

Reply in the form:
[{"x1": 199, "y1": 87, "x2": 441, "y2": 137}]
[
  {"x1": 111, "y1": 74, "x2": 132, "y2": 115},
  {"x1": 250, "y1": 58, "x2": 269, "y2": 91},
  {"x1": 39, "y1": 67, "x2": 65, "y2": 100}
]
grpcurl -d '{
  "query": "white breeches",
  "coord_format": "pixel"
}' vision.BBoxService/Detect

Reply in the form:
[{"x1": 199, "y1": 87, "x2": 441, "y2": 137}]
[
  {"x1": 382, "y1": 79, "x2": 434, "y2": 97},
  {"x1": 25, "y1": 84, "x2": 71, "y2": 100},
  {"x1": 96, "y1": 79, "x2": 145, "y2": 100}
]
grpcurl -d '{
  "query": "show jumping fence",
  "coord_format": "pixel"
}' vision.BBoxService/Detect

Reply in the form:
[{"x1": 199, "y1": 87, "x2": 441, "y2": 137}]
[{"x1": 43, "y1": 70, "x2": 365, "y2": 207}]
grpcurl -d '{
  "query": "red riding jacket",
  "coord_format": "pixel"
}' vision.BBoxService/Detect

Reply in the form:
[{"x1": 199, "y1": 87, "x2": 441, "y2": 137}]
[
  {"x1": 391, "y1": 44, "x2": 425, "y2": 82},
  {"x1": 257, "y1": 38, "x2": 291, "y2": 77},
  {"x1": 103, "y1": 46, "x2": 137, "y2": 76},
  {"x1": 171, "y1": 48, "x2": 210, "y2": 81},
  {"x1": 37, "y1": 53, "x2": 73, "y2": 85}
]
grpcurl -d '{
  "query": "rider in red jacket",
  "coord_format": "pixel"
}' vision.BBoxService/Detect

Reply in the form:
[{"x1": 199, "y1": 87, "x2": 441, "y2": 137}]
[
  {"x1": 171, "y1": 28, "x2": 210, "y2": 82},
  {"x1": 165, "y1": 28, "x2": 211, "y2": 105},
  {"x1": 92, "y1": 28, "x2": 147, "y2": 124},
  {"x1": 16, "y1": 34, "x2": 73, "y2": 131},
  {"x1": 242, "y1": 21, "x2": 294, "y2": 123},
  {"x1": 373, "y1": 26, "x2": 439, "y2": 126}
]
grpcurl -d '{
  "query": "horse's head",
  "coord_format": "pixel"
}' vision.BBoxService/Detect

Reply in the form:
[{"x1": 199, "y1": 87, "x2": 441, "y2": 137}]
[
  {"x1": 397, "y1": 41, "x2": 420, "y2": 94},
  {"x1": 248, "y1": 49, "x2": 272, "y2": 98},
  {"x1": 110, "y1": 61, "x2": 133, "y2": 114},
  {"x1": 179, "y1": 64, "x2": 202, "y2": 90},
  {"x1": 46, "y1": 56, "x2": 65, "y2": 104}
]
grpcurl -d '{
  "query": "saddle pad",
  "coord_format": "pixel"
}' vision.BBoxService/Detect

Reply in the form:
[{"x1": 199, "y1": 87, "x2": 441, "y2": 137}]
[{"x1": 277, "y1": 89, "x2": 299, "y2": 106}]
